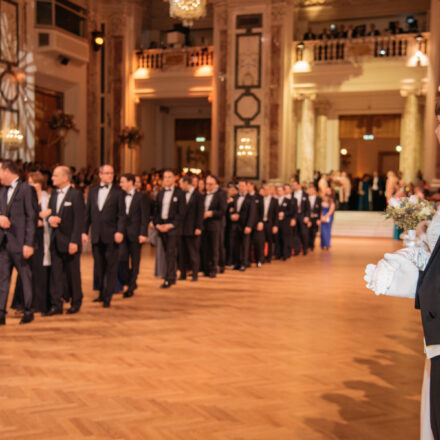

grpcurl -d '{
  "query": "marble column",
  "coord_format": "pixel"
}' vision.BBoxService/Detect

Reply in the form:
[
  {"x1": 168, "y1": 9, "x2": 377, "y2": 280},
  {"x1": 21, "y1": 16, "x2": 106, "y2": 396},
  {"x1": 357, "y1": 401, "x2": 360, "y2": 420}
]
[
  {"x1": 314, "y1": 101, "x2": 331, "y2": 173},
  {"x1": 423, "y1": 0, "x2": 440, "y2": 181},
  {"x1": 298, "y1": 94, "x2": 316, "y2": 183},
  {"x1": 400, "y1": 91, "x2": 422, "y2": 183}
]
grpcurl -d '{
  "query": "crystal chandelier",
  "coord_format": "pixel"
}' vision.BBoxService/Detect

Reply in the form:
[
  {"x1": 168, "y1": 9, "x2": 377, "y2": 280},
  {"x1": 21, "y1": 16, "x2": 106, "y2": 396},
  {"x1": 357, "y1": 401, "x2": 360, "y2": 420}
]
[{"x1": 169, "y1": 0, "x2": 206, "y2": 27}]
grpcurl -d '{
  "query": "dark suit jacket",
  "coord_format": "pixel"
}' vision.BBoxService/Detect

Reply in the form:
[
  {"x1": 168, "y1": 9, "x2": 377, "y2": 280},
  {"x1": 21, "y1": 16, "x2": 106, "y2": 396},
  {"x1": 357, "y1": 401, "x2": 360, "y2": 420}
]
[
  {"x1": 294, "y1": 191, "x2": 311, "y2": 219},
  {"x1": 310, "y1": 196, "x2": 322, "y2": 220},
  {"x1": 203, "y1": 188, "x2": 227, "y2": 232},
  {"x1": 231, "y1": 194, "x2": 257, "y2": 231},
  {"x1": 278, "y1": 197, "x2": 294, "y2": 224},
  {"x1": 182, "y1": 190, "x2": 204, "y2": 236},
  {"x1": 0, "y1": 181, "x2": 38, "y2": 252},
  {"x1": 415, "y1": 237, "x2": 440, "y2": 345},
  {"x1": 153, "y1": 187, "x2": 185, "y2": 235},
  {"x1": 264, "y1": 197, "x2": 279, "y2": 228},
  {"x1": 49, "y1": 186, "x2": 85, "y2": 253},
  {"x1": 84, "y1": 184, "x2": 126, "y2": 244},
  {"x1": 125, "y1": 192, "x2": 150, "y2": 242},
  {"x1": 251, "y1": 193, "x2": 264, "y2": 226}
]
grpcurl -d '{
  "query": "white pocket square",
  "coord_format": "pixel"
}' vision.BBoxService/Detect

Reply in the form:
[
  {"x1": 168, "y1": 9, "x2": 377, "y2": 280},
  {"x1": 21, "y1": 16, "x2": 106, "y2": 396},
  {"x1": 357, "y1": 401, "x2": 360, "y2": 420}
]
[
  {"x1": 173, "y1": 197, "x2": 178, "y2": 202},
  {"x1": 64, "y1": 202, "x2": 72, "y2": 206}
]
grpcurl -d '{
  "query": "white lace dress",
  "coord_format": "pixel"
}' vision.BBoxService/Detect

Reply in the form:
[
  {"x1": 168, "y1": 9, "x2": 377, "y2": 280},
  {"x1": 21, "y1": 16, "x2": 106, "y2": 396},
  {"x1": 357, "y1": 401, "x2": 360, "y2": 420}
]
[{"x1": 365, "y1": 212, "x2": 440, "y2": 440}]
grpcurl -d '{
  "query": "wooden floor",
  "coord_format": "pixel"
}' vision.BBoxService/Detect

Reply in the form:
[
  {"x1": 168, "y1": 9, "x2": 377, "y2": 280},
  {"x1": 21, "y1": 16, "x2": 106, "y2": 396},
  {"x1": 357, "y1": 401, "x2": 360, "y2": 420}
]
[{"x1": 0, "y1": 238, "x2": 424, "y2": 440}]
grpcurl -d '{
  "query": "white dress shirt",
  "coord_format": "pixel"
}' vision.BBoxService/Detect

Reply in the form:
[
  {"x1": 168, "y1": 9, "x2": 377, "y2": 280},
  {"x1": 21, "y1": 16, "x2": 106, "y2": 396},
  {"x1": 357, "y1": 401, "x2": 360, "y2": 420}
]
[
  {"x1": 294, "y1": 190, "x2": 302, "y2": 213},
  {"x1": 263, "y1": 196, "x2": 271, "y2": 221},
  {"x1": 125, "y1": 189, "x2": 135, "y2": 215},
  {"x1": 278, "y1": 196, "x2": 284, "y2": 206},
  {"x1": 7, "y1": 177, "x2": 19, "y2": 204},
  {"x1": 372, "y1": 177, "x2": 379, "y2": 191},
  {"x1": 161, "y1": 188, "x2": 173, "y2": 220},
  {"x1": 309, "y1": 194, "x2": 316, "y2": 210},
  {"x1": 185, "y1": 187, "x2": 194, "y2": 204},
  {"x1": 205, "y1": 192, "x2": 215, "y2": 211},
  {"x1": 98, "y1": 183, "x2": 112, "y2": 211},
  {"x1": 236, "y1": 194, "x2": 246, "y2": 212},
  {"x1": 56, "y1": 185, "x2": 71, "y2": 214}
]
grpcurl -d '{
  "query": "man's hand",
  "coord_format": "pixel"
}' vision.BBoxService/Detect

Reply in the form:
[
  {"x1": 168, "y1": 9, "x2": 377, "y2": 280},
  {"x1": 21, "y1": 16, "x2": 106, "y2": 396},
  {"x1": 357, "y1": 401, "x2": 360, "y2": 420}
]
[
  {"x1": 149, "y1": 221, "x2": 155, "y2": 229},
  {"x1": 40, "y1": 208, "x2": 52, "y2": 219},
  {"x1": 303, "y1": 217, "x2": 310, "y2": 224},
  {"x1": 244, "y1": 226, "x2": 252, "y2": 235},
  {"x1": 68, "y1": 243, "x2": 78, "y2": 255},
  {"x1": 317, "y1": 220, "x2": 321, "y2": 226},
  {"x1": 278, "y1": 212, "x2": 285, "y2": 220},
  {"x1": 204, "y1": 210, "x2": 213, "y2": 219},
  {"x1": 155, "y1": 224, "x2": 164, "y2": 233},
  {"x1": 82, "y1": 233, "x2": 89, "y2": 245},
  {"x1": 272, "y1": 226, "x2": 278, "y2": 234},
  {"x1": 0, "y1": 215, "x2": 10, "y2": 229},
  {"x1": 194, "y1": 228, "x2": 202, "y2": 236},
  {"x1": 23, "y1": 245, "x2": 34, "y2": 259},
  {"x1": 114, "y1": 232, "x2": 123, "y2": 244},
  {"x1": 49, "y1": 216, "x2": 62, "y2": 228},
  {"x1": 290, "y1": 219, "x2": 296, "y2": 227},
  {"x1": 230, "y1": 213, "x2": 239, "y2": 222},
  {"x1": 139, "y1": 235, "x2": 147, "y2": 244},
  {"x1": 256, "y1": 222, "x2": 264, "y2": 231}
]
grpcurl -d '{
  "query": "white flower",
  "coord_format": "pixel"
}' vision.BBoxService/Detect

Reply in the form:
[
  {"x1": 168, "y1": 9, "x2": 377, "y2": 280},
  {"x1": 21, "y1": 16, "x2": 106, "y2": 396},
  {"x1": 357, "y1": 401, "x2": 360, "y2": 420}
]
[
  {"x1": 388, "y1": 198, "x2": 400, "y2": 208},
  {"x1": 408, "y1": 195, "x2": 418, "y2": 205}
]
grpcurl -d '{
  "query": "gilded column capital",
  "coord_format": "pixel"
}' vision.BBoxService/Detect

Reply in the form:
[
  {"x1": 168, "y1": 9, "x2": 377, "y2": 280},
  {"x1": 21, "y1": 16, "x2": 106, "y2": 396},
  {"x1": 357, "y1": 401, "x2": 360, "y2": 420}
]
[{"x1": 315, "y1": 100, "x2": 331, "y2": 115}]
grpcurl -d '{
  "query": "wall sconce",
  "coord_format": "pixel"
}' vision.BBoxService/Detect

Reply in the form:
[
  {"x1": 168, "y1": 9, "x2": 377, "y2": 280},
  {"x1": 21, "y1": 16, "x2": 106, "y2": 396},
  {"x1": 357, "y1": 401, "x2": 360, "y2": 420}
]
[
  {"x1": 396, "y1": 145, "x2": 402, "y2": 152},
  {"x1": 296, "y1": 41, "x2": 305, "y2": 61},
  {"x1": 340, "y1": 147, "x2": 348, "y2": 156},
  {"x1": 92, "y1": 30, "x2": 105, "y2": 51}
]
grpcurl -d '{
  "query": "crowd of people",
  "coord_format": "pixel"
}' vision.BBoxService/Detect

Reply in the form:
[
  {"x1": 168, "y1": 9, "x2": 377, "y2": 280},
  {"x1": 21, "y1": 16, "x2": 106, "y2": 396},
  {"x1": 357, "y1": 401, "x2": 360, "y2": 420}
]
[{"x1": 0, "y1": 160, "x2": 337, "y2": 326}]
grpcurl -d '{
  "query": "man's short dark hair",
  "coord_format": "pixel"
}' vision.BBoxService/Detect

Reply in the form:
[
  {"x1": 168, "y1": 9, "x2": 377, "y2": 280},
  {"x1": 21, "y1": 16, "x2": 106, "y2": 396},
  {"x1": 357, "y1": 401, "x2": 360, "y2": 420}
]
[
  {"x1": 182, "y1": 175, "x2": 192, "y2": 184},
  {"x1": 163, "y1": 169, "x2": 175, "y2": 176},
  {"x1": 1, "y1": 159, "x2": 19, "y2": 175},
  {"x1": 207, "y1": 174, "x2": 219, "y2": 184},
  {"x1": 122, "y1": 173, "x2": 135, "y2": 184}
]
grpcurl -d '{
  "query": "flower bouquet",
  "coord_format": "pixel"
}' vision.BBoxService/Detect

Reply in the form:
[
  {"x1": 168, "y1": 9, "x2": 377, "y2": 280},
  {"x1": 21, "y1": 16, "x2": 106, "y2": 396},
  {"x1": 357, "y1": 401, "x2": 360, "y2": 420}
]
[
  {"x1": 48, "y1": 110, "x2": 78, "y2": 135},
  {"x1": 385, "y1": 196, "x2": 436, "y2": 247},
  {"x1": 119, "y1": 126, "x2": 143, "y2": 148}
]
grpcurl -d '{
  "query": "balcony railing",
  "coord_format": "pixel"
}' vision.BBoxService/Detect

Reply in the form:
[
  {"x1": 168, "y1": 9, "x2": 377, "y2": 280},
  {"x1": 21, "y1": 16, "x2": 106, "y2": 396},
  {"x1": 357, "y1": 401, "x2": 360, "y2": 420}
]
[
  {"x1": 136, "y1": 46, "x2": 214, "y2": 70},
  {"x1": 294, "y1": 33, "x2": 429, "y2": 64}
]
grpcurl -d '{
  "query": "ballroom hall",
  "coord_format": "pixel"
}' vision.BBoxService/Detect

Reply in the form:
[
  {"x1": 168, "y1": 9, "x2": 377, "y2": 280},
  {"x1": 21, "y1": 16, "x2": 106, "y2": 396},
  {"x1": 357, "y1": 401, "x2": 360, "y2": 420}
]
[{"x1": 0, "y1": 0, "x2": 439, "y2": 439}]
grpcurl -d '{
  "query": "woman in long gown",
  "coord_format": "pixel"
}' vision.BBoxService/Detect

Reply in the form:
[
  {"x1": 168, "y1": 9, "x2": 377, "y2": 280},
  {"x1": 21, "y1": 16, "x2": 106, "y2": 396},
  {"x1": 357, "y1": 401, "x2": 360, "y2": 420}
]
[
  {"x1": 320, "y1": 193, "x2": 335, "y2": 250},
  {"x1": 12, "y1": 172, "x2": 52, "y2": 314}
]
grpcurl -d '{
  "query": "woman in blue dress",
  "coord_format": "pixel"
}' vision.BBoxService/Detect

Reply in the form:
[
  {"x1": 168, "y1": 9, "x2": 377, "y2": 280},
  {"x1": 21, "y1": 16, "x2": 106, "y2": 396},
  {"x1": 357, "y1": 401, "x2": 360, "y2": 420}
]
[{"x1": 320, "y1": 193, "x2": 336, "y2": 250}]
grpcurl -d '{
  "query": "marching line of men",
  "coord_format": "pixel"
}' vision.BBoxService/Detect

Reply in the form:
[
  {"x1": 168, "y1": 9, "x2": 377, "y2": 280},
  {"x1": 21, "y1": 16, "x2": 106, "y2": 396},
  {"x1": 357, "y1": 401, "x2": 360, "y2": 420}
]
[{"x1": 0, "y1": 160, "x2": 322, "y2": 325}]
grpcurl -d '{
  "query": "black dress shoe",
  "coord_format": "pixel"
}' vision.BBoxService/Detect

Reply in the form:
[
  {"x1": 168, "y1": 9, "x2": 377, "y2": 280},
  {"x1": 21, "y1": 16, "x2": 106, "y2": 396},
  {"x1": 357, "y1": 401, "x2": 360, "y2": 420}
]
[
  {"x1": 219, "y1": 267, "x2": 225, "y2": 274},
  {"x1": 233, "y1": 266, "x2": 240, "y2": 271},
  {"x1": 209, "y1": 272, "x2": 216, "y2": 278},
  {"x1": 179, "y1": 274, "x2": 187, "y2": 281},
  {"x1": 160, "y1": 281, "x2": 172, "y2": 289},
  {"x1": 303, "y1": 251, "x2": 308, "y2": 256},
  {"x1": 191, "y1": 275, "x2": 198, "y2": 282},
  {"x1": 123, "y1": 290, "x2": 134, "y2": 298},
  {"x1": 92, "y1": 297, "x2": 103, "y2": 303},
  {"x1": 43, "y1": 307, "x2": 63, "y2": 316},
  {"x1": 103, "y1": 301, "x2": 111, "y2": 308},
  {"x1": 0, "y1": 314, "x2": 5, "y2": 325},
  {"x1": 67, "y1": 306, "x2": 80, "y2": 314},
  {"x1": 20, "y1": 313, "x2": 34, "y2": 325}
]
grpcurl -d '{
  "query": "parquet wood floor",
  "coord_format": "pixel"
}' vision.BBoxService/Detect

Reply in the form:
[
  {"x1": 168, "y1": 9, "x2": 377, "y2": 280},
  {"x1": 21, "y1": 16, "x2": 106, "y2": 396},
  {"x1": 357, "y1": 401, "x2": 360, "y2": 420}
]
[{"x1": 0, "y1": 237, "x2": 424, "y2": 440}]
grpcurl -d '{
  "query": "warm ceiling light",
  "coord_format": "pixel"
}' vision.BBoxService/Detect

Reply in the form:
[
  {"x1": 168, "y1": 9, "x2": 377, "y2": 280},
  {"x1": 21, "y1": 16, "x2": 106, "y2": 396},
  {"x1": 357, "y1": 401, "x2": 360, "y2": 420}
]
[
  {"x1": 396, "y1": 145, "x2": 402, "y2": 152},
  {"x1": 340, "y1": 148, "x2": 348, "y2": 156},
  {"x1": 92, "y1": 31, "x2": 104, "y2": 51}
]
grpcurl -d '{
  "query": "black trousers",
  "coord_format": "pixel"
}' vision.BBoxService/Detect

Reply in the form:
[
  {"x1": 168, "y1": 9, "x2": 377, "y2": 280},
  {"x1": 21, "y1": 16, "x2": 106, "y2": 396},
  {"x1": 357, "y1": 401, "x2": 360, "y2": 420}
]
[
  {"x1": 291, "y1": 226, "x2": 301, "y2": 255},
  {"x1": 93, "y1": 241, "x2": 119, "y2": 303},
  {"x1": 276, "y1": 221, "x2": 292, "y2": 259},
  {"x1": 232, "y1": 227, "x2": 251, "y2": 267},
  {"x1": 251, "y1": 229, "x2": 265, "y2": 264},
  {"x1": 50, "y1": 248, "x2": 83, "y2": 309},
  {"x1": 202, "y1": 230, "x2": 220, "y2": 275},
  {"x1": 179, "y1": 235, "x2": 200, "y2": 276},
  {"x1": 0, "y1": 247, "x2": 33, "y2": 313},
  {"x1": 159, "y1": 232, "x2": 178, "y2": 282},
  {"x1": 431, "y1": 356, "x2": 440, "y2": 439},
  {"x1": 218, "y1": 226, "x2": 226, "y2": 269},
  {"x1": 297, "y1": 217, "x2": 310, "y2": 253},
  {"x1": 263, "y1": 222, "x2": 275, "y2": 260},
  {"x1": 121, "y1": 240, "x2": 142, "y2": 293},
  {"x1": 372, "y1": 190, "x2": 382, "y2": 211},
  {"x1": 309, "y1": 219, "x2": 319, "y2": 250}
]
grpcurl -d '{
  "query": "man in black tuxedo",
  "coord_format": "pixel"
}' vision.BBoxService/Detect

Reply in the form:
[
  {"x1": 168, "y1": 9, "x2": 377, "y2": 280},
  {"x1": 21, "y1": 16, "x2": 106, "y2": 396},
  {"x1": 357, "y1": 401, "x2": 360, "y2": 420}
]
[
  {"x1": 371, "y1": 171, "x2": 385, "y2": 211},
  {"x1": 83, "y1": 164, "x2": 126, "y2": 307},
  {"x1": 261, "y1": 184, "x2": 279, "y2": 262},
  {"x1": 0, "y1": 159, "x2": 37, "y2": 325},
  {"x1": 202, "y1": 175, "x2": 227, "y2": 278},
  {"x1": 247, "y1": 181, "x2": 264, "y2": 268},
  {"x1": 230, "y1": 180, "x2": 256, "y2": 271},
  {"x1": 153, "y1": 169, "x2": 185, "y2": 288},
  {"x1": 284, "y1": 184, "x2": 299, "y2": 256},
  {"x1": 45, "y1": 166, "x2": 85, "y2": 315},
  {"x1": 292, "y1": 181, "x2": 311, "y2": 255},
  {"x1": 307, "y1": 184, "x2": 322, "y2": 251},
  {"x1": 178, "y1": 175, "x2": 204, "y2": 281},
  {"x1": 119, "y1": 173, "x2": 149, "y2": 297},
  {"x1": 275, "y1": 185, "x2": 294, "y2": 260}
]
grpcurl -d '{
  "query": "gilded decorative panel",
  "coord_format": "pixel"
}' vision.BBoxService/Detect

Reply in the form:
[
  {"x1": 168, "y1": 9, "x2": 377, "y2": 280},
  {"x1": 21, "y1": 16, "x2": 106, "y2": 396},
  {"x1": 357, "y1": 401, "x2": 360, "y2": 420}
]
[
  {"x1": 234, "y1": 125, "x2": 259, "y2": 179},
  {"x1": 235, "y1": 34, "x2": 261, "y2": 89},
  {"x1": 0, "y1": 0, "x2": 18, "y2": 66}
]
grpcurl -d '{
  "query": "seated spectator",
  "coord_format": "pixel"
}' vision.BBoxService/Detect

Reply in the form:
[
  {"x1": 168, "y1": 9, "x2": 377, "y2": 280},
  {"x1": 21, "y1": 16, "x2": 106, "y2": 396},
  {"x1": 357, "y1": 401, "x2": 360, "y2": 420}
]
[
  {"x1": 303, "y1": 27, "x2": 316, "y2": 41},
  {"x1": 318, "y1": 28, "x2": 332, "y2": 40},
  {"x1": 367, "y1": 23, "x2": 380, "y2": 36}
]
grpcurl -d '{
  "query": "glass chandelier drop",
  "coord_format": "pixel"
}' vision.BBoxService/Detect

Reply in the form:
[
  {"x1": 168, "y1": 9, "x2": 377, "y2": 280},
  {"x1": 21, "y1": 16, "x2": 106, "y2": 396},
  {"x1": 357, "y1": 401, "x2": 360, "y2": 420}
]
[{"x1": 169, "y1": 0, "x2": 206, "y2": 27}]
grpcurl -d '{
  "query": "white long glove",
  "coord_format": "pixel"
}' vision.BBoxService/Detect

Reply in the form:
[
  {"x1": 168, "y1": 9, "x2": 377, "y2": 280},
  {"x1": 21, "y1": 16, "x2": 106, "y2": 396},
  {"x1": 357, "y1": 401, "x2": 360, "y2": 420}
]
[{"x1": 364, "y1": 253, "x2": 419, "y2": 298}]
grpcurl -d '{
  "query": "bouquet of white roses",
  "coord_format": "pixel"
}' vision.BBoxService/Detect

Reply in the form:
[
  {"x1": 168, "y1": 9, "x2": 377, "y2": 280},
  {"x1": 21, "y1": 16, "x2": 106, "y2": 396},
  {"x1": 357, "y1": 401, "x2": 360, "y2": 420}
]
[{"x1": 384, "y1": 196, "x2": 436, "y2": 231}]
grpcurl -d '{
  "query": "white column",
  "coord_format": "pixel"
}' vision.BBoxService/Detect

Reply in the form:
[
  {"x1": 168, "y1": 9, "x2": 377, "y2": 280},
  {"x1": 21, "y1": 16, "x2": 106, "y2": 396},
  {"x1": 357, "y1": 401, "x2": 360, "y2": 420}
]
[
  {"x1": 314, "y1": 101, "x2": 331, "y2": 173},
  {"x1": 298, "y1": 94, "x2": 316, "y2": 183}
]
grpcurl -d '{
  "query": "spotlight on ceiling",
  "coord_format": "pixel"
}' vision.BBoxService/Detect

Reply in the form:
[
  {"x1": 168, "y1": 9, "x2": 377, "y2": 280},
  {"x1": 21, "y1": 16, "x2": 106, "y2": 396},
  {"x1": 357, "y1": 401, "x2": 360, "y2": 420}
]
[{"x1": 92, "y1": 30, "x2": 104, "y2": 51}]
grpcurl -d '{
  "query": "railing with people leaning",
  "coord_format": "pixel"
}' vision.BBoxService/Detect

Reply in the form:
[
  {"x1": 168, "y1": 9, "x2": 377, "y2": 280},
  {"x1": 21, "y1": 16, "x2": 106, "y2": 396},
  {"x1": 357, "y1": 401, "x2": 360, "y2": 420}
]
[
  {"x1": 294, "y1": 33, "x2": 429, "y2": 65},
  {"x1": 136, "y1": 46, "x2": 214, "y2": 71}
]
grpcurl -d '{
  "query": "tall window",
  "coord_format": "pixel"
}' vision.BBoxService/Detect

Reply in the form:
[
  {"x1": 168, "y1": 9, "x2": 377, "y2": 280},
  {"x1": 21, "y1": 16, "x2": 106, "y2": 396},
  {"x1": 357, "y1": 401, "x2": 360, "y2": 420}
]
[{"x1": 36, "y1": 0, "x2": 87, "y2": 38}]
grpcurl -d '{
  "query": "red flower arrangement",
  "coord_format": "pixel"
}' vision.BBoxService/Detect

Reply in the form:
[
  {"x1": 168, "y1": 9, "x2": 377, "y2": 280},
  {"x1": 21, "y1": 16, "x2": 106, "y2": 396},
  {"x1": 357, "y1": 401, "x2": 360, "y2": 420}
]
[
  {"x1": 119, "y1": 126, "x2": 143, "y2": 147},
  {"x1": 48, "y1": 110, "x2": 78, "y2": 131}
]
